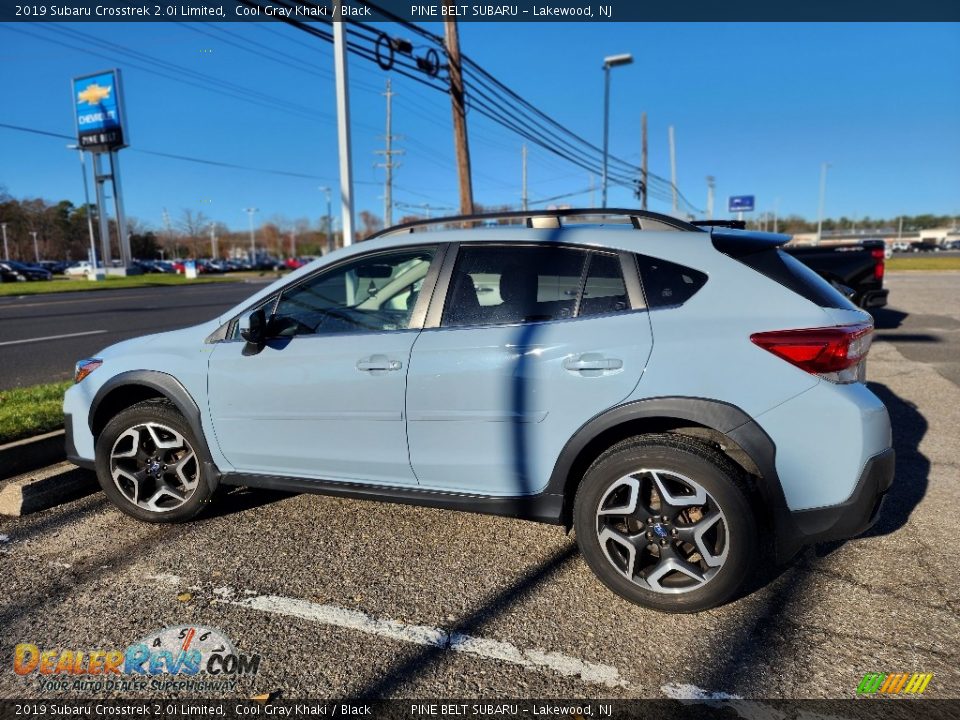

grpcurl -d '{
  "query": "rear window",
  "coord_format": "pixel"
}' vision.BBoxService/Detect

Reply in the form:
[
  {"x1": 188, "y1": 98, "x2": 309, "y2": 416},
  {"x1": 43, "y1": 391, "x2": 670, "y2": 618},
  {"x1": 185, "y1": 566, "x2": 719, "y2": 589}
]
[
  {"x1": 736, "y1": 249, "x2": 857, "y2": 310},
  {"x1": 635, "y1": 255, "x2": 708, "y2": 308}
]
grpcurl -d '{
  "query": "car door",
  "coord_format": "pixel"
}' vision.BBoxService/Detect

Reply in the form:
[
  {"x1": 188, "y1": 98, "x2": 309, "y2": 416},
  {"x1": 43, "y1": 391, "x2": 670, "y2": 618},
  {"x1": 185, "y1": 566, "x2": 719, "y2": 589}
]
[
  {"x1": 405, "y1": 243, "x2": 653, "y2": 496},
  {"x1": 207, "y1": 245, "x2": 440, "y2": 485}
]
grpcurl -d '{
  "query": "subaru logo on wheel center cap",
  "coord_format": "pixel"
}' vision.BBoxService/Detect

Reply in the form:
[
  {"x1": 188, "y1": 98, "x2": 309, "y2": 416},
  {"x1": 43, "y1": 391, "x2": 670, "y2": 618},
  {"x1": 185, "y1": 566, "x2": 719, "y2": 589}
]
[
  {"x1": 652, "y1": 523, "x2": 668, "y2": 538},
  {"x1": 148, "y1": 459, "x2": 161, "y2": 474}
]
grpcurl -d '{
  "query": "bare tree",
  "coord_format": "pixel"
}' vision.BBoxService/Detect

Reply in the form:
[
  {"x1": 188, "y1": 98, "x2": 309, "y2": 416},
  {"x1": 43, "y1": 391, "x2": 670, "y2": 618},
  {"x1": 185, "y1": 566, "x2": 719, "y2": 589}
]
[{"x1": 178, "y1": 209, "x2": 209, "y2": 258}]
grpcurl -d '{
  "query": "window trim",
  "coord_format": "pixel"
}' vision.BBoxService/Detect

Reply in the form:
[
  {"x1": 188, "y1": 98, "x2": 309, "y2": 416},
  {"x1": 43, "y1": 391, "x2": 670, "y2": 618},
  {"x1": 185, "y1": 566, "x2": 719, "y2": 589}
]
[{"x1": 424, "y1": 241, "x2": 644, "y2": 331}]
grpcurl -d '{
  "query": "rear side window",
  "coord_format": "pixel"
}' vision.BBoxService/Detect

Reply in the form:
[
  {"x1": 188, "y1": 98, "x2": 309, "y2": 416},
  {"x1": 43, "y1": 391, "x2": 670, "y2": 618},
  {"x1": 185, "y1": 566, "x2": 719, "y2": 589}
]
[
  {"x1": 442, "y1": 245, "x2": 587, "y2": 327},
  {"x1": 580, "y1": 253, "x2": 629, "y2": 316},
  {"x1": 635, "y1": 255, "x2": 708, "y2": 308},
  {"x1": 735, "y1": 250, "x2": 856, "y2": 310}
]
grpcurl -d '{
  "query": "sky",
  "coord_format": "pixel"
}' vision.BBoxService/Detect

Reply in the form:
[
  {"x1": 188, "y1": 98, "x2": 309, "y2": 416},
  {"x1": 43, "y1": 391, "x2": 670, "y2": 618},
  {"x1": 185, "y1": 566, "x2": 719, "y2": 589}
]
[{"x1": 1, "y1": 21, "x2": 958, "y2": 234}]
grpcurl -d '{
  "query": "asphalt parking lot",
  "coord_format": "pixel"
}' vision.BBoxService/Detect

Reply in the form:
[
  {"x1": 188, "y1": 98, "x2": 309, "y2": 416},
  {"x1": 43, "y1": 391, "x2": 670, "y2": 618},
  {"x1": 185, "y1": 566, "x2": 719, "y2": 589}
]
[
  {"x1": 0, "y1": 281, "x2": 269, "y2": 390},
  {"x1": 0, "y1": 271, "x2": 957, "y2": 702}
]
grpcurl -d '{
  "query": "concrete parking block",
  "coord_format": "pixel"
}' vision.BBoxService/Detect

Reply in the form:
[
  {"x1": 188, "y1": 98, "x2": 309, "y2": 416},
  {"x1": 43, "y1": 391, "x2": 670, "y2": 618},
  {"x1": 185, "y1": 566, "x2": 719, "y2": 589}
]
[
  {"x1": 0, "y1": 429, "x2": 66, "y2": 481},
  {"x1": 0, "y1": 461, "x2": 97, "y2": 516}
]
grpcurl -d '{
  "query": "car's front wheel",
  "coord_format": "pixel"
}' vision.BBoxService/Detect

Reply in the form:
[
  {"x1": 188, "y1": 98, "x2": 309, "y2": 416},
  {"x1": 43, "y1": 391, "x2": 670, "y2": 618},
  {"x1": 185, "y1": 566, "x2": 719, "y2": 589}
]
[
  {"x1": 574, "y1": 433, "x2": 757, "y2": 613},
  {"x1": 95, "y1": 399, "x2": 213, "y2": 523}
]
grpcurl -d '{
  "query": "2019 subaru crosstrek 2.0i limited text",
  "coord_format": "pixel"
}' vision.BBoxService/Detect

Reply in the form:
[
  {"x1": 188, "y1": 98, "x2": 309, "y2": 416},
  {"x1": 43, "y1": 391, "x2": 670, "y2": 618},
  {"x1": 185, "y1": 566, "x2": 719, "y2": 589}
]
[{"x1": 64, "y1": 210, "x2": 893, "y2": 613}]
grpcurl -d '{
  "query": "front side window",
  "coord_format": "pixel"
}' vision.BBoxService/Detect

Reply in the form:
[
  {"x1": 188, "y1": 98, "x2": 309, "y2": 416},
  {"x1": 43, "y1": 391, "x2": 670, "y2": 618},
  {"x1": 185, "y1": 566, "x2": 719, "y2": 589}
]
[
  {"x1": 271, "y1": 247, "x2": 436, "y2": 336},
  {"x1": 441, "y1": 245, "x2": 591, "y2": 327}
]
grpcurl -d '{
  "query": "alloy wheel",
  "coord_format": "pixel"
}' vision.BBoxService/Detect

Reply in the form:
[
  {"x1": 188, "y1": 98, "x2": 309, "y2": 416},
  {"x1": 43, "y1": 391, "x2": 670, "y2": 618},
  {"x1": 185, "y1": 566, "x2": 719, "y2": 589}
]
[
  {"x1": 110, "y1": 422, "x2": 199, "y2": 512},
  {"x1": 595, "y1": 469, "x2": 729, "y2": 594}
]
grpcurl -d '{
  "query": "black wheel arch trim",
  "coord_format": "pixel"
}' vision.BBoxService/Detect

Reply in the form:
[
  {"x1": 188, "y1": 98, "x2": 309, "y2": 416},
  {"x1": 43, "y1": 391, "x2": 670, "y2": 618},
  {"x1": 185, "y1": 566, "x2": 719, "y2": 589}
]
[
  {"x1": 88, "y1": 370, "x2": 221, "y2": 492},
  {"x1": 545, "y1": 395, "x2": 805, "y2": 561},
  {"x1": 221, "y1": 472, "x2": 564, "y2": 524}
]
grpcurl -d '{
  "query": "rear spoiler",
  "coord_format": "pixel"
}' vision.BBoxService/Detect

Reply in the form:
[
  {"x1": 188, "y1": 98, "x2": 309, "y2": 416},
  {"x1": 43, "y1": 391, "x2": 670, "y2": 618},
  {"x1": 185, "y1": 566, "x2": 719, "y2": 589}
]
[
  {"x1": 691, "y1": 219, "x2": 746, "y2": 229},
  {"x1": 711, "y1": 228, "x2": 792, "y2": 257}
]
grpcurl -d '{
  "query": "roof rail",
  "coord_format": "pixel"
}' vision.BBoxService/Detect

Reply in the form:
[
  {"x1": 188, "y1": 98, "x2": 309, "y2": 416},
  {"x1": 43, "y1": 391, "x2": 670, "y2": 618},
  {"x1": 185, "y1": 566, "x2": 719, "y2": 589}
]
[{"x1": 367, "y1": 207, "x2": 702, "y2": 240}]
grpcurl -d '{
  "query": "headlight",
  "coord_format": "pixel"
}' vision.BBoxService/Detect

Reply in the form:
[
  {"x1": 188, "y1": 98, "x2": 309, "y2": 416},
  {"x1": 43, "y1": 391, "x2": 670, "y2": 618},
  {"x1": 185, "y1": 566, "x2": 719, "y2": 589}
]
[{"x1": 74, "y1": 358, "x2": 103, "y2": 383}]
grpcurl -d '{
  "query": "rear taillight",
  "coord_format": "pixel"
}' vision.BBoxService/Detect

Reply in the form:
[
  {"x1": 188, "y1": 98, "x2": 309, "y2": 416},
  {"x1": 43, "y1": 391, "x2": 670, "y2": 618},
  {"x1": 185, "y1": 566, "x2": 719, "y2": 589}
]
[
  {"x1": 750, "y1": 323, "x2": 873, "y2": 384},
  {"x1": 871, "y1": 248, "x2": 885, "y2": 280}
]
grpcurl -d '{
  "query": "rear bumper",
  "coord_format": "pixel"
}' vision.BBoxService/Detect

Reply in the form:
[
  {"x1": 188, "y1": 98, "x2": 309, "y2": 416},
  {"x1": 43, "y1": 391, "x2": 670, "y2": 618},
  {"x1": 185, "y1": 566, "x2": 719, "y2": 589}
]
[
  {"x1": 860, "y1": 288, "x2": 888, "y2": 309},
  {"x1": 777, "y1": 447, "x2": 894, "y2": 559}
]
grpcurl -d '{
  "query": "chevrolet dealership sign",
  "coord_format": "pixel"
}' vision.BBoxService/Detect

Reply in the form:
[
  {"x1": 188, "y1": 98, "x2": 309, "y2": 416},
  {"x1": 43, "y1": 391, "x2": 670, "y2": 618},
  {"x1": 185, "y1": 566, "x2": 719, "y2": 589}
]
[{"x1": 73, "y1": 69, "x2": 127, "y2": 151}]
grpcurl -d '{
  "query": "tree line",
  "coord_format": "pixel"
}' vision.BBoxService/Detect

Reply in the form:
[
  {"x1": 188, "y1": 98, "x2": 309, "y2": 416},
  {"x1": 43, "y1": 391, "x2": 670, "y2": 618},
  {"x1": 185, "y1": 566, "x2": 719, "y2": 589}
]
[{"x1": 0, "y1": 185, "x2": 954, "y2": 263}]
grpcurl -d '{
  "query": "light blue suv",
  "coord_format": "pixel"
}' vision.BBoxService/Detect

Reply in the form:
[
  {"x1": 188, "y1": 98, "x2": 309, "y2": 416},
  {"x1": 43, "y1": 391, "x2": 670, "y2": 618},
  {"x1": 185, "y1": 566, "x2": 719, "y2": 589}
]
[{"x1": 64, "y1": 209, "x2": 894, "y2": 612}]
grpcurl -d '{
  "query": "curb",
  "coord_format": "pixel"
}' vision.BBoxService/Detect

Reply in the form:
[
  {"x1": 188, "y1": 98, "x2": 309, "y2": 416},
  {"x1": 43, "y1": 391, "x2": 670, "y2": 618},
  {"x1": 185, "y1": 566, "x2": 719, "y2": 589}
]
[
  {"x1": 0, "y1": 429, "x2": 66, "y2": 481},
  {"x1": 0, "y1": 462, "x2": 97, "y2": 516}
]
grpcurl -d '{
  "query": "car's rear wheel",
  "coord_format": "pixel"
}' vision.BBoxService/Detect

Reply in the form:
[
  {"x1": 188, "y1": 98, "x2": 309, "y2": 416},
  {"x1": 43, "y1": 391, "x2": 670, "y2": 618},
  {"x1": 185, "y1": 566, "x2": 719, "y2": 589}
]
[
  {"x1": 94, "y1": 399, "x2": 213, "y2": 523},
  {"x1": 574, "y1": 433, "x2": 757, "y2": 613}
]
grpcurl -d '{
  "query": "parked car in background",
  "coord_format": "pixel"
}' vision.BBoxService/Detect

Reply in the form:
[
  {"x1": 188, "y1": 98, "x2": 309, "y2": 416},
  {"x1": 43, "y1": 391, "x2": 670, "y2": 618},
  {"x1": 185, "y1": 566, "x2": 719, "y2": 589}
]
[
  {"x1": 784, "y1": 240, "x2": 888, "y2": 309},
  {"x1": 65, "y1": 208, "x2": 893, "y2": 614},
  {"x1": 285, "y1": 256, "x2": 318, "y2": 271},
  {"x1": 1, "y1": 261, "x2": 52, "y2": 281},
  {"x1": 0, "y1": 263, "x2": 28, "y2": 282},
  {"x1": 37, "y1": 260, "x2": 69, "y2": 275},
  {"x1": 65, "y1": 261, "x2": 97, "y2": 277}
]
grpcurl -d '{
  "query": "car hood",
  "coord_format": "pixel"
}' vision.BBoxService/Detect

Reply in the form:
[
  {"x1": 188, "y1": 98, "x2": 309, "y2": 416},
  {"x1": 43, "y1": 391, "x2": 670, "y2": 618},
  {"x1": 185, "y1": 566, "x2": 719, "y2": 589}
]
[{"x1": 95, "y1": 319, "x2": 223, "y2": 360}]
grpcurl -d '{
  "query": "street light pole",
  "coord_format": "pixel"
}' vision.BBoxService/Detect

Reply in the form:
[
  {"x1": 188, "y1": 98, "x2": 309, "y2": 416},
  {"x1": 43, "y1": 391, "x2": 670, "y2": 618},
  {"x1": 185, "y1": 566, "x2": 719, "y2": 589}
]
[
  {"x1": 244, "y1": 207, "x2": 259, "y2": 261},
  {"x1": 68, "y1": 144, "x2": 100, "y2": 280},
  {"x1": 601, "y1": 53, "x2": 633, "y2": 209},
  {"x1": 816, "y1": 162, "x2": 830, "y2": 245},
  {"x1": 1, "y1": 223, "x2": 8, "y2": 261},
  {"x1": 30, "y1": 231, "x2": 39, "y2": 263},
  {"x1": 319, "y1": 186, "x2": 333, "y2": 254}
]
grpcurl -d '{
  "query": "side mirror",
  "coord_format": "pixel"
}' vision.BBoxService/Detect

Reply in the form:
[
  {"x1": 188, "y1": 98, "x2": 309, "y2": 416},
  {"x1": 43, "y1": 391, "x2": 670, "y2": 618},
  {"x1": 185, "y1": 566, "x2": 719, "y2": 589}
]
[{"x1": 239, "y1": 308, "x2": 266, "y2": 349}]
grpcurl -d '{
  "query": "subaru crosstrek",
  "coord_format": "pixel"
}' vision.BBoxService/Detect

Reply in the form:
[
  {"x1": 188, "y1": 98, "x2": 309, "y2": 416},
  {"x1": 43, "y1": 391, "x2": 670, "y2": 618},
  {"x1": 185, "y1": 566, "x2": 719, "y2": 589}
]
[{"x1": 64, "y1": 209, "x2": 894, "y2": 613}]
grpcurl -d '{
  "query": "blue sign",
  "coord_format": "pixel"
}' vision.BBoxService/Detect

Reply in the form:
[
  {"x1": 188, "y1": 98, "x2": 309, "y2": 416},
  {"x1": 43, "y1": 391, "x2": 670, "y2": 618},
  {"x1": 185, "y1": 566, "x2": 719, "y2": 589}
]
[
  {"x1": 728, "y1": 195, "x2": 755, "y2": 212},
  {"x1": 73, "y1": 70, "x2": 126, "y2": 150}
]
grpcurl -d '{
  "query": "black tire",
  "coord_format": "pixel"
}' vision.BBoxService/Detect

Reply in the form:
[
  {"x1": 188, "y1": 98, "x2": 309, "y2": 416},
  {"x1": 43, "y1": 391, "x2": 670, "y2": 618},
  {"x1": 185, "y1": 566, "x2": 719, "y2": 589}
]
[
  {"x1": 574, "y1": 433, "x2": 757, "y2": 613},
  {"x1": 94, "y1": 399, "x2": 214, "y2": 523}
]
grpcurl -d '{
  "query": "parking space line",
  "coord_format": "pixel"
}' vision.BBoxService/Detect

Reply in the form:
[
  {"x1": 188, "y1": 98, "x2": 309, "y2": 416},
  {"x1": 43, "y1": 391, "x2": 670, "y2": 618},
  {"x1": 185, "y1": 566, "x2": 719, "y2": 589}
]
[
  {"x1": 233, "y1": 593, "x2": 629, "y2": 688},
  {"x1": 145, "y1": 575, "x2": 627, "y2": 689},
  {"x1": 0, "y1": 330, "x2": 107, "y2": 347}
]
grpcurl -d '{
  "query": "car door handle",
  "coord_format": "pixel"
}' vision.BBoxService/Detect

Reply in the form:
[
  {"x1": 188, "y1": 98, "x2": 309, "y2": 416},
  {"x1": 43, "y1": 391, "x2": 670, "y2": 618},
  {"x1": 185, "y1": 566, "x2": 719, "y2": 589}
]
[
  {"x1": 563, "y1": 355, "x2": 623, "y2": 371},
  {"x1": 356, "y1": 355, "x2": 402, "y2": 372}
]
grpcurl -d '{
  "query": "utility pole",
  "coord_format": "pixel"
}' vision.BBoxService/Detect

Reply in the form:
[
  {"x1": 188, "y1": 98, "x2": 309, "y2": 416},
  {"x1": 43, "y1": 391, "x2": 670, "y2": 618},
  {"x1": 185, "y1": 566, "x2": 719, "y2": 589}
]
[
  {"x1": 444, "y1": 6, "x2": 474, "y2": 217},
  {"x1": 289, "y1": 230, "x2": 297, "y2": 259},
  {"x1": 706, "y1": 175, "x2": 715, "y2": 220},
  {"x1": 668, "y1": 125, "x2": 678, "y2": 216},
  {"x1": 1, "y1": 223, "x2": 8, "y2": 261},
  {"x1": 244, "y1": 207, "x2": 259, "y2": 261},
  {"x1": 333, "y1": 0, "x2": 355, "y2": 246},
  {"x1": 30, "y1": 231, "x2": 39, "y2": 262},
  {"x1": 816, "y1": 162, "x2": 830, "y2": 245},
  {"x1": 640, "y1": 112, "x2": 648, "y2": 211},
  {"x1": 162, "y1": 208, "x2": 174, "y2": 259},
  {"x1": 375, "y1": 79, "x2": 403, "y2": 228},
  {"x1": 589, "y1": 174, "x2": 596, "y2": 208},
  {"x1": 521, "y1": 143, "x2": 528, "y2": 212},
  {"x1": 774, "y1": 198, "x2": 779, "y2": 233}
]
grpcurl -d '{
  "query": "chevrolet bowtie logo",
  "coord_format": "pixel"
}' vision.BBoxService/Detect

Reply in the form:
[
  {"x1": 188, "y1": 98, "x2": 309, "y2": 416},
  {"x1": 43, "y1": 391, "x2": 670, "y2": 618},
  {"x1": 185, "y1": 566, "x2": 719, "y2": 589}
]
[{"x1": 77, "y1": 83, "x2": 111, "y2": 106}]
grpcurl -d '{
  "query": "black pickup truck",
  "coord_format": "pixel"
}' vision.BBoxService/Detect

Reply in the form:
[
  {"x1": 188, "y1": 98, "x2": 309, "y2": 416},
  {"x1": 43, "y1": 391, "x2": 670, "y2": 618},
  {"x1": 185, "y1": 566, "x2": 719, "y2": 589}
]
[
  {"x1": 784, "y1": 239, "x2": 888, "y2": 309},
  {"x1": 694, "y1": 222, "x2": 888, "y2": 309}
]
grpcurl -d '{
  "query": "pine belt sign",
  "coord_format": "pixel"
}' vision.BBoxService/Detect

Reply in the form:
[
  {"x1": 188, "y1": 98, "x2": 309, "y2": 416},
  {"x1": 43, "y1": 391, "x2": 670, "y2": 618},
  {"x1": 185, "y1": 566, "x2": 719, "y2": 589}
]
[
  {"x1": 728, "y1": 195, "x2": 755, "y2": 213},
  {"x1": 73, "y1": 69, "x2": 127, "y2": 151}
]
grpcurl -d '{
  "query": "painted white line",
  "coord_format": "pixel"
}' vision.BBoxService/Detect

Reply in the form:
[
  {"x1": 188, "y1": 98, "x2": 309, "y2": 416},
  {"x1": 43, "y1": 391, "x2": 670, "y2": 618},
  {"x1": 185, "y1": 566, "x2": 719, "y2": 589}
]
[
  {"x1": 0, "y1": 329, "x2": 107, "y2": 347},
  {"x1": 233, "y1": 593, "x2": 628, "y2": 688},
  {"x1": 661, "y1": 683, "x2": 742, "y2": 700},
  {"x1": 144, "y1": 575, "x2": 627, "y2": 689}
]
